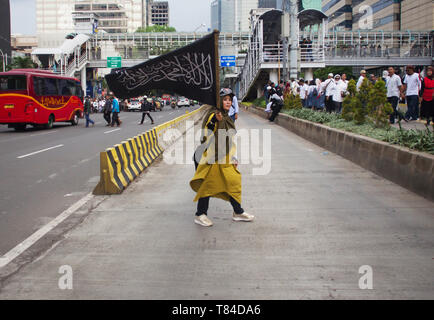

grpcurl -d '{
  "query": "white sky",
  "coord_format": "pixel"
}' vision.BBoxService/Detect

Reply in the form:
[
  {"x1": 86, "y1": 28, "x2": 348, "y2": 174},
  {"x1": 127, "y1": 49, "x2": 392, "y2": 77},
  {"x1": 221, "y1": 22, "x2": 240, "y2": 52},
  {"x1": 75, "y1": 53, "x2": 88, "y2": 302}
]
[{"x1": 10, "y1": 0, "x2": 212, "y2": 35}]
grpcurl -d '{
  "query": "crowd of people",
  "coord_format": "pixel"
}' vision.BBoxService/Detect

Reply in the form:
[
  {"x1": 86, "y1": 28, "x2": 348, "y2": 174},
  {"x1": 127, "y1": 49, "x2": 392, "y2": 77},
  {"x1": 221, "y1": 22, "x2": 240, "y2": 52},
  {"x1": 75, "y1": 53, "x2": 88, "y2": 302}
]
[{"x1": 261, "y1": 65, "x2": 434, "y2": 126}]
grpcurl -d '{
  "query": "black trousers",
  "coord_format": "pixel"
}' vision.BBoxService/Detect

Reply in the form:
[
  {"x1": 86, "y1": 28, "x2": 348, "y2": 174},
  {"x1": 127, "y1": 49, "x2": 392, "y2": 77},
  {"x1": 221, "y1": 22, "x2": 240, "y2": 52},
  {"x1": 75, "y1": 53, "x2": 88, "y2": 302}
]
[
  {"x1": 269, "y1": 104, "x2": 282, "y2": 122},
  {"x1": 103, "y1": 112, "x2": 111, "y2": 124},
  {"x1": 325, "y1": 96, "x2": 334, "y2": 113},
  {"x1": 140, "y1": 112, "x2": 154, "y2": 124},
  {"x1": 388, "y1": 96, "x2": 404, "y2": 123},
  {"x1": 196, "y1": 197, "x2": 244, "y2": 216},
  {"x1": 111, "y1": 112, "x2": 120, "y2": 126}
]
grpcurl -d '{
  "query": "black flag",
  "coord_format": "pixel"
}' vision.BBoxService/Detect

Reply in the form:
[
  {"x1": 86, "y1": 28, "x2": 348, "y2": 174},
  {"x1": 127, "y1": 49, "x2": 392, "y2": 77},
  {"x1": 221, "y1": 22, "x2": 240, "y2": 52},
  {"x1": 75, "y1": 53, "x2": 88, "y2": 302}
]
[{"x1": 105, "y1": 31, "x2": 220, "y2": 106}]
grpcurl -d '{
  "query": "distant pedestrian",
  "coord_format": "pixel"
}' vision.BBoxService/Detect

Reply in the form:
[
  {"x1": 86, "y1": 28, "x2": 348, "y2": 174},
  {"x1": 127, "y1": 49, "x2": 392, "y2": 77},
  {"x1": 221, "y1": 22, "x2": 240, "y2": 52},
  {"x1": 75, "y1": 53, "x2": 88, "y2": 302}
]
[
  {"x1": 357, "y1": 70, "x2": 367, "y2": 91},
  {"x1": 229, "y1": 93, "x2": 239, "y2": 122},
  {"x1": 402, "y1": 65, "x2": 422, "y2": 121},
  {"x1": 420, "y1": 66, "x2": 434, "y2": 126},
  {"x1": 321, "y1": 73, "x2": 334, "y2": 112},
  {"x1": 386, "y1": 66, "x2": 406, "y2": 124},
  {"x1": 84, "y1": 96, "x2": 95, "y2": 127},
  {"x1": 268, "y1": 86, "x2": 284, "y2": 122},
  {"x1": 103, "y1": 96, "x2": 112, "y2": 126},
  {"x1": 299, "y1": 79, "x2": 309, "y2": 108},
  {"x1": 139, "y1": 96, "x2": 154, "y2": 125},
  {"x1": 111, "y1": 95, "x2": 121, "y2": 127},
  {"x1": 331, "y1": 75, "x2": 346, "y2": 113}
]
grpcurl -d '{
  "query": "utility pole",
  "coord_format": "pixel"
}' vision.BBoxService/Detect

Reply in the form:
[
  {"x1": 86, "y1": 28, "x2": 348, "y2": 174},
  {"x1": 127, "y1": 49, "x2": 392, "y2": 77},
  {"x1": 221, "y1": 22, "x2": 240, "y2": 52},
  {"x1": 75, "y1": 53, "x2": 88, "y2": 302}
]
[
  {"x1": 282, "y1": 0, "x2": 298, "y2": 81},
  {"x1": 288, "y1": 0, "x2": 298, "y2": 80}
]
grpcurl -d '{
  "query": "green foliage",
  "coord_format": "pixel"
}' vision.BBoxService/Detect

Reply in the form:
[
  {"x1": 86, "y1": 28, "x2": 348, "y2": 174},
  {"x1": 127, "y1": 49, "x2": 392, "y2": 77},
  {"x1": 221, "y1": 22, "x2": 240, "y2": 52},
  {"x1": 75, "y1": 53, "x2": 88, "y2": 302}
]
[
  {"x1": 283, "y1": 108, "x2": 341, "y2": 124},
  {"x1": 314, "y1": 67, "x2": 353, "y2": 80},
  {"x1": 136, "y1": 25, "x2": 176, "y2": 33},
  {"x1": 354, "y1": 78, "x2": 372, "y2": 125},
  {"x1": 283, "y1": 92, "x2": 302, "y2": 110},
  {"x1": 367, "y1": 79, "x2": 393, "y2": 128},
  {"x1": 385, "y1": 126, "x2": 434, "y2": 154},
  {"x1": 6, "y1": 56, "x2": 37, "y2": 71},
  {"x1": 252, "y1": 96, "x2": 266, "y2": 108},
  {"x1": 342, "y1": 79, "x2": 358, "y2": 122}
]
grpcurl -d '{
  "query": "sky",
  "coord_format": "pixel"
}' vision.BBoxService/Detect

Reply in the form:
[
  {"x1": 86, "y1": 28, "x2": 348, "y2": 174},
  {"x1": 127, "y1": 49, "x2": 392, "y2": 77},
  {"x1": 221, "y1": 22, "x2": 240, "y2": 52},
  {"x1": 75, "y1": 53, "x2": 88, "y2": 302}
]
[{"x1": 10, "y1": 0, "x2": 212, "y2": 35}]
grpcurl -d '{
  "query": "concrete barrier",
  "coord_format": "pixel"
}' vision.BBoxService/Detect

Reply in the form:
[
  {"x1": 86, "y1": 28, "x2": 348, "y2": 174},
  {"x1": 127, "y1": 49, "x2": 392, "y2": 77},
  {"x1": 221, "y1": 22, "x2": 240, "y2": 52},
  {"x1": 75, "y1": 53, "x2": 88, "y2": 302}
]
[
  {"x1": 93, "y1": 106, "x2": 209, "y2": 195},
  {"x1": 245, "y1": 105, "x2": 434, "y2": 202}
]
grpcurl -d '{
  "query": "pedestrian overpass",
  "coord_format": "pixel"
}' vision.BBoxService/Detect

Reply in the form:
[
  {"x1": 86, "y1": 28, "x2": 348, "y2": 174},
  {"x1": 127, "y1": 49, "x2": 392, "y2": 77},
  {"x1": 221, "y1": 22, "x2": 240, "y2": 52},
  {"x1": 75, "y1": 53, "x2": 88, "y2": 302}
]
[{"x1": 239, "y1": 8, "x2": 433, "y2": 100}]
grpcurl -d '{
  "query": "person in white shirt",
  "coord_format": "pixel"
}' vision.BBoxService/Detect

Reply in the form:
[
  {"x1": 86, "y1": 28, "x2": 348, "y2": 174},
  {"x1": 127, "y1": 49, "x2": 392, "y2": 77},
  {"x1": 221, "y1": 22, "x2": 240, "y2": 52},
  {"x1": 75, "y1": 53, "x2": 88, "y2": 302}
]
[
  {"x1": 299, "y1": 79, "x2": 309, "y2": 107},
  {"x1": 386, "y1": 66, "x2": 406, "y2": 124},
  {"x1": 229, "y1": 94, "x2": 239, "y2": 121},
  {"x1": 321, "y1": 73, "x2": 335, "y2": 112},
  {"x1": 291, "y1": 78, "x2": 300, "y2": 96},
  {"x1": 402, "y1": 65, "x2": 422, "y2": 121},
  {"x1": 356, "y1": 70, "x2": 367, "y2": 91},
  {"x1": 331, "y1": 75, "x2": 346, "y2": 113}
]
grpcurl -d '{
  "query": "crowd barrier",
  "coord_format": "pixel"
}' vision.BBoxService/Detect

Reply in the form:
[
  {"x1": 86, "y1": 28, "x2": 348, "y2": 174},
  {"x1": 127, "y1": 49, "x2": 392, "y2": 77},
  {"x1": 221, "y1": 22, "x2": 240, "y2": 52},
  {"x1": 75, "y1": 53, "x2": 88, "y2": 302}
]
[{"x1": 93, "y1": 106, "x2": 209, "y2": 195}]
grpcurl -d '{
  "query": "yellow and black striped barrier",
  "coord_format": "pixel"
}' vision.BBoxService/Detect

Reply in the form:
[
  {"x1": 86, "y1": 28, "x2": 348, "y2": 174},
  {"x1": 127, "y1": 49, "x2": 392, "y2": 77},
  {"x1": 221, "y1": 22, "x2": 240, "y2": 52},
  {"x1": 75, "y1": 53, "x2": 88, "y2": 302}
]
[
  {"x1": 93, "y1": 128, "x2": 163, "y2": 195},
  {"x1": 93, "y1": 105, "x2": 209, "y2": 195}
]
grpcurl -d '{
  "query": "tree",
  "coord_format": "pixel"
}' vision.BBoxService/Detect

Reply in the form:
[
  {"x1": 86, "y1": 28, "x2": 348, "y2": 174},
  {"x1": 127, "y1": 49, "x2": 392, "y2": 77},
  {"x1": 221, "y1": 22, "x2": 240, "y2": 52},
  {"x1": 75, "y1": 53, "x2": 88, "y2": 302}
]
[
  {"x1": 7, "y1": 56, "x2": 37, "y2": 70},
  {"x1": 342, "y1": 79, "x2": 359, "y2": 122},
  {"x1": 136, "y1": 25, "x2": 176, "y2": 33},
  {"x1": 367, "y1": 79, "x2": 393, "y2": 128},
  {"x1": 354, "y1": 78, "x2": 372, "y2": 125},
  {"x1": 314, "y1": 67, "x2": 354, "y2": 80}
]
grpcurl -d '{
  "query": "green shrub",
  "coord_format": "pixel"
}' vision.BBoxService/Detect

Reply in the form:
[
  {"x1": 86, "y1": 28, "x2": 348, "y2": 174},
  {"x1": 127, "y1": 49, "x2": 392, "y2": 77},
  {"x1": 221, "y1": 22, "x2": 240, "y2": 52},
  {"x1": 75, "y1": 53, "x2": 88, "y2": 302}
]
[
  {"x1": 283, "y1": 92, "x2": 302, "y2": 110},
  {"x1": 342, "y1": 79, "x2": 358, "y2": 122},
  {"x1": 354, "y1": 78, "x2": 372, "y2": 125},
  {"x1": 367, "y1": 79, "x2": 393, "y2": 128},
  {"x1": 252, "y1": 96, "x2": 266, "y2": 108}
]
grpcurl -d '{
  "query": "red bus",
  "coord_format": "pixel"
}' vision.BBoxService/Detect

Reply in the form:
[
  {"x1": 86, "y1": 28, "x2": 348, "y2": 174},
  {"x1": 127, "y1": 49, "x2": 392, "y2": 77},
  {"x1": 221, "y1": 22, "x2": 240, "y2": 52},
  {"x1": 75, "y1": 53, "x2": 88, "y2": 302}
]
[{"x1": 0, "y1": 69, "x2": 84, "y2": 131}]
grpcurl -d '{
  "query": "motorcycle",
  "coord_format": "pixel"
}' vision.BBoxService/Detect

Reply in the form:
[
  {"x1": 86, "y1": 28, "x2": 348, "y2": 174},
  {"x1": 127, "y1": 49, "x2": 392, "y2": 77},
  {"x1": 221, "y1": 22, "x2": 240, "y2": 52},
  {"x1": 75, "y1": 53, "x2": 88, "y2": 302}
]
[{"x1": 171, "y1": 101, "x2": 176, "y2": 109}]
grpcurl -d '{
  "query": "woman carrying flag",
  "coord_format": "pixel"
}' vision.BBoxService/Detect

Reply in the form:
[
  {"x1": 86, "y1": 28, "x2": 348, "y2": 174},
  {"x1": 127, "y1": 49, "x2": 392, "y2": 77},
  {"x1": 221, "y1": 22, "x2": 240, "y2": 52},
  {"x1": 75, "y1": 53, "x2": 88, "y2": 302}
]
[{"x1": 190, "y1": 88, "x2": 255, "y2": 227}]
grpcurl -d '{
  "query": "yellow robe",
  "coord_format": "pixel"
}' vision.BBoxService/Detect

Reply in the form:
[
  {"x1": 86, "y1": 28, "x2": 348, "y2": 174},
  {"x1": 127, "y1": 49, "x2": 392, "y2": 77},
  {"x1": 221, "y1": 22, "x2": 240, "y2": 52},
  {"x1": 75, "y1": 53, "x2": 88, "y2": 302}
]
[{"x1": 190, "y1": 113, "x2": 242, "y2": 204}]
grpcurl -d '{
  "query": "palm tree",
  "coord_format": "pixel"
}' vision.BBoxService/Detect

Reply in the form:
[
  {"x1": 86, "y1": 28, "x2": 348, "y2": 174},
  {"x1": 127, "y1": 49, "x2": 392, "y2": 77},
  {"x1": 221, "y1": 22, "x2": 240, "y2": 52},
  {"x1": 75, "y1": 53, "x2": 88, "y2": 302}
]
[{"x1": 8, "y1": 56, "x2": 37, "y2": 70}]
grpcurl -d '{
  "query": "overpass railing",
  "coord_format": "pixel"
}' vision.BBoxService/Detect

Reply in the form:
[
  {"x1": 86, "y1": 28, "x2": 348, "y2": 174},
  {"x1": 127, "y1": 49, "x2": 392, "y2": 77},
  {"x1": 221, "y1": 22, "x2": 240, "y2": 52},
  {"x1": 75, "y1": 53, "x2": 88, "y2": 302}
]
[{"x1": 323, "y1": 31, "x2": 433, "y2": 59}]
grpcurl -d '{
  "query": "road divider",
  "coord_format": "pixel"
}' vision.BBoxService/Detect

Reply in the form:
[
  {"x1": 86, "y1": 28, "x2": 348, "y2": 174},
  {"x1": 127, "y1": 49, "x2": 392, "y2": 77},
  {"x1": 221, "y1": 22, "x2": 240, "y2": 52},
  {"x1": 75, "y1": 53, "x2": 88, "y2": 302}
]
[{"x1": 93, "y1": 106, "x2": 209, "y2": 195}]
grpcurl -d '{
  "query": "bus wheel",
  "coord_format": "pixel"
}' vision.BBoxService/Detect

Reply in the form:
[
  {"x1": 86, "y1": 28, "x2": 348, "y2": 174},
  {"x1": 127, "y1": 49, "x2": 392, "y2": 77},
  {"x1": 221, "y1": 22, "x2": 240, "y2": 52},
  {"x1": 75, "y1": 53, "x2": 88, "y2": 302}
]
[
  {"x1": 70, "y1": 112, "x2": 80, "y2": 126},
  {"x1": 14, "y1": 124, "x2": 26, "y2": 131},
  {"x1": 45, "y1": 115, "x2": 54, "y2": 129}
]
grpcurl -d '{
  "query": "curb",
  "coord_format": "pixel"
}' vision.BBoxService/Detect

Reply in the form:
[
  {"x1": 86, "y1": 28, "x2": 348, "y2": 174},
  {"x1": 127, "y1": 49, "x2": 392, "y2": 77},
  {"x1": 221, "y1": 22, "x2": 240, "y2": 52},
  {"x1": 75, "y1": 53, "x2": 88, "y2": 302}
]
[{"x1": 245, "y1": 105, "x2": 434, "y2": 202}]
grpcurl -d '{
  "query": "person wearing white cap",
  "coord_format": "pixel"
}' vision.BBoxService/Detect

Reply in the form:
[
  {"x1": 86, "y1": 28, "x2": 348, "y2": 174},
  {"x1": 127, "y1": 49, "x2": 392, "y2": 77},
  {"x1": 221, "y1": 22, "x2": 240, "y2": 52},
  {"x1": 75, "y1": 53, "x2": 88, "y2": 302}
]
[
  {"x1": 321, "y1": 73, "x2": 335, "y2": 112},
  {"x1": 331, "y1": 74, "x2": 346, "y2": 113},
  {"x1": 357, "y1": 70, "x2": 367, "y2": 91}
]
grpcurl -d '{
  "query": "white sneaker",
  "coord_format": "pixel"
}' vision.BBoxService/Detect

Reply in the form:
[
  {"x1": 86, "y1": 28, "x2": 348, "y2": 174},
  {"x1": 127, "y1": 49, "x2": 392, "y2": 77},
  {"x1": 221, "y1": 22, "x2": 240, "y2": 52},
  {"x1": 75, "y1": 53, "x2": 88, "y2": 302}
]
[
  {"x1": 233, "y1": 212, "x2": 255, "y2": 222},
  {"x1": 194, "y1": 214, "x2": 213, "y2": 227}
]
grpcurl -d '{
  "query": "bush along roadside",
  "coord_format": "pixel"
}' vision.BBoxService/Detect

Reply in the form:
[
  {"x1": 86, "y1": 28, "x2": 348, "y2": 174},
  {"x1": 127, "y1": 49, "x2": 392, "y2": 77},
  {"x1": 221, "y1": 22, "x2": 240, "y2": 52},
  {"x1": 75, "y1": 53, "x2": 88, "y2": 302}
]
[{"x1": 246, "y1": 102, "x2": 433, "y2": 154}]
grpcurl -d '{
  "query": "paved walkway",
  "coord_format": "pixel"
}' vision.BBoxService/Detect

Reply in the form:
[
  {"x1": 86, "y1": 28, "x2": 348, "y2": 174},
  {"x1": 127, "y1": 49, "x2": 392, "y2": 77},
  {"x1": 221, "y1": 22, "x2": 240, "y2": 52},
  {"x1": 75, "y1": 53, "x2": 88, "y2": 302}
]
[{"x1": 0, "y1": 110, "x2": 433, "y2": 299}]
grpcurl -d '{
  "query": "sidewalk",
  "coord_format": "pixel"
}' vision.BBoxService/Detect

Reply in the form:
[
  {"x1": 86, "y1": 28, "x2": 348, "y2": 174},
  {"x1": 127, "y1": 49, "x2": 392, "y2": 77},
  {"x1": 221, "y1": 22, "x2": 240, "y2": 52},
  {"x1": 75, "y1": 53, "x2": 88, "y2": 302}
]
[{"x1": 0, "y1": 110, "x2": 433, "y2": 299}]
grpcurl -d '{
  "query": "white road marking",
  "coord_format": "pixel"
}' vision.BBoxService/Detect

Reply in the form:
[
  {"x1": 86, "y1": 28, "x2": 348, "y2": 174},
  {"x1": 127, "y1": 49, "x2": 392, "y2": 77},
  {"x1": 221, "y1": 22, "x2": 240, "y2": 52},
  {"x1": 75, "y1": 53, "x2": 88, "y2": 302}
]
[
  {"x1": 104, "y1": 128, "x2": 121, "y2": 134},
  {"x1": 0, "y1": 193, "x2": 94, "y2": 268},
  {"x1": 30, "y1": 130, "x2": 58, "y2": 137},
  {"x1": 17, "y1": 144, "x2": 64, "y2": 159}
]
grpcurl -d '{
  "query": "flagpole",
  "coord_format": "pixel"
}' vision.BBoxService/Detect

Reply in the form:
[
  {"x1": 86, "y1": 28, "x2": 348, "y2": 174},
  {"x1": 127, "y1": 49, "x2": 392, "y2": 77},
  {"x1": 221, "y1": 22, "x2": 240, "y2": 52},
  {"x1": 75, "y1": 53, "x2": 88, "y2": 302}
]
[{"x1": 214, "y1": 30, "x2": 220, "y2": 108}]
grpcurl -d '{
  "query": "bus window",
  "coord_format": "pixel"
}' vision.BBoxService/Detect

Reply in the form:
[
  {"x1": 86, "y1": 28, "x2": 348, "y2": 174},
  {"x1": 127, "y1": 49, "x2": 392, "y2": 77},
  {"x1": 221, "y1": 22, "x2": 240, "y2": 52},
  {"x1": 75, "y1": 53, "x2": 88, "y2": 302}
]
[
  {"x1": 0, "y1": 75, "x2": 27, "y2": 91},
  {"x1": 59, "y1": 79, "x2": 72, "y2": 96},
  {"x1": 33, "y1": 77, "x2": 59, "y2": 96}
]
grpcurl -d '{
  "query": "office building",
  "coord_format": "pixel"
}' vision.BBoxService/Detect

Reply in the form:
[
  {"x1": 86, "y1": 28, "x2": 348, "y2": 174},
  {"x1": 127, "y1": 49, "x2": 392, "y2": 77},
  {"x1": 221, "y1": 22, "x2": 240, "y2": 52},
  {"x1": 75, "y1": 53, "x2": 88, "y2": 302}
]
[
  {"x1": 211, "y1": 0, "x2": 259, "y2": 32},
  {"x1": 11, "y1": 35, "x2": 38, "y2": 57},
  {"x1": 401, "y1": 0, "x2": 434, "y2": 31},
  {"x1": 323, "y1": 0, "x2": 433, "y2": 32},
  {"x1": 0, "y1": 0, "x2": 12, "y2": 63},
  {"x1": 148, "y1": 1, "x2": 169, "y2": 26},
  {"x1": 322, "y1": 0, "x2": 352, "y2": 31}
]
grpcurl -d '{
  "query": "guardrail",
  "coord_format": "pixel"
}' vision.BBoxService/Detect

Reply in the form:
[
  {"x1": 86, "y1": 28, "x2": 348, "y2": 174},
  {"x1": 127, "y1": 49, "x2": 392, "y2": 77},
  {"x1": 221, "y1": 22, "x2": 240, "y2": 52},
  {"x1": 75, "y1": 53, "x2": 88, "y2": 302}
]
[{"x1": 93, "y1": 106, "x2": 208, "y2": 195}]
